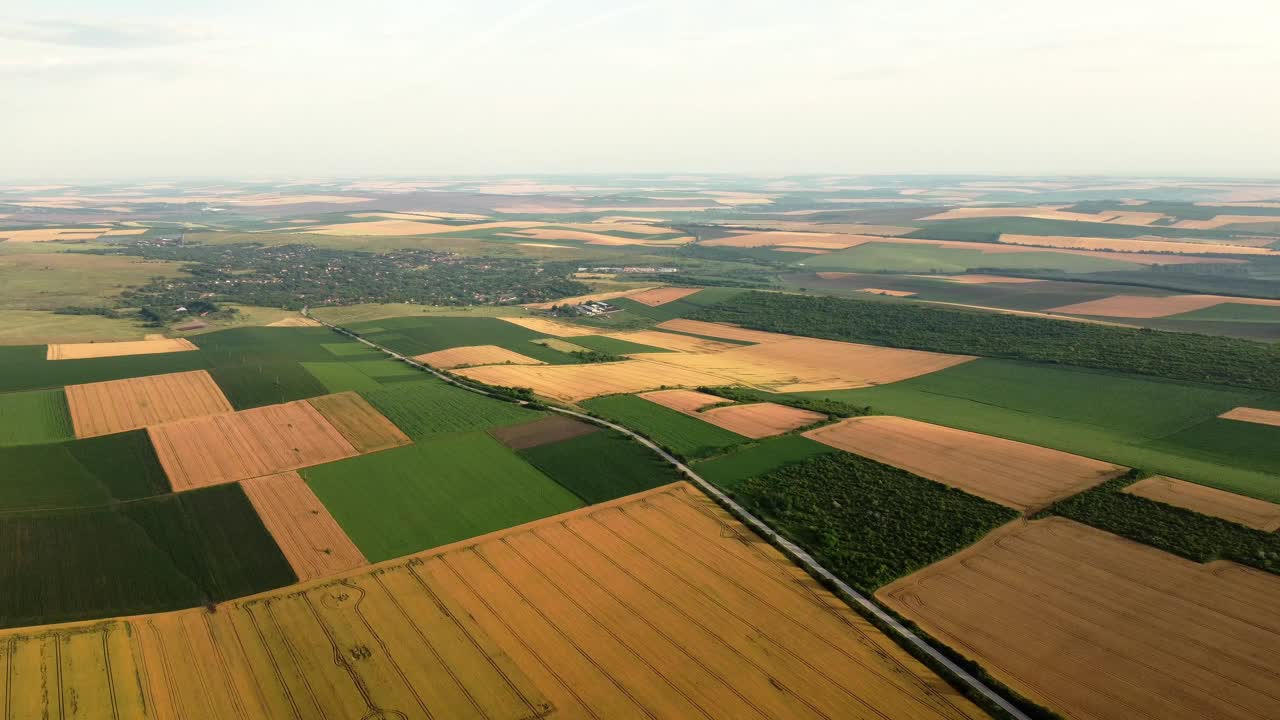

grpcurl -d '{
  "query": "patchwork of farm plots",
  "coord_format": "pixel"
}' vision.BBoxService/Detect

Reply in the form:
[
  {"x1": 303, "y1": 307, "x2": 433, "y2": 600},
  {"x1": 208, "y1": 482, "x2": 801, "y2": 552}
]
[{"x1": 0, "y1": 484, "x2": 984, "y2": 720}]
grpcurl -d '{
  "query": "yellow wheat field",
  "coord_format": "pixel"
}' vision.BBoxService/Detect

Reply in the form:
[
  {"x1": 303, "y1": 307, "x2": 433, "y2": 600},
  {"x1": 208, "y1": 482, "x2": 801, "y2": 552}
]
[
  {"x1": 65, "y1": 369, "x2": 234, "y2": 438},
  {"x1": 522, "y1": 288, "x2": 656, "y2": 310},
  {"x1": 241, "y1": 471, "x2": 368, "y2": 580},
  {"x1": 413, "y1": 344, "x2": 546, "y2": 369},
  {"x1": 456, "y1": 359, "x2": 728, "y2": 402},
  {"x1": 603, "y1": 329, "x2": 739, "y2": 353},
  {"x1": 1123, "y1": 476, "x2": 1280, "y2": 531},
  {"x1": 999, "y1": 233, "x2": 1279, "y2": 256},
  {"x1": 47, "y1": 337, "x2": 198, "y2": 360},
  {"x1": 0, "y1": 483, "x2": 983, "y2": 720},
  {"x1": 1219, "y1": 406, "x2": 1280, "y2": 427},
  {"x1": 307, "y1": 391, "x2": 412, "y2": 453},
  {"x1": 498, "y1": 315, "x2": 607, "y2": 335}
]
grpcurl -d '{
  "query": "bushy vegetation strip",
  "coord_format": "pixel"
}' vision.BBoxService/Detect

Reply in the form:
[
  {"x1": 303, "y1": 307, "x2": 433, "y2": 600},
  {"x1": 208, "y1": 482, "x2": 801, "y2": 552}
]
[
  {"x1": 1043, "y1": 472, "x2": 1280, "y2": 575},
  {"x1": 734, "y1": 452, "x2": 1019, "y2": 593},
  {"x1": 688, "y1": 291, "x2": 1280, "y2": 392}
]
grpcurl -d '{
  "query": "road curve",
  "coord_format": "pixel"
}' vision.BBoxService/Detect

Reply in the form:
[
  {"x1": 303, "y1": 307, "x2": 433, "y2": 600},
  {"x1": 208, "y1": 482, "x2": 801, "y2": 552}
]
[{"x1": 304, "y1": 309, "x2": 1032, "y2": 720}]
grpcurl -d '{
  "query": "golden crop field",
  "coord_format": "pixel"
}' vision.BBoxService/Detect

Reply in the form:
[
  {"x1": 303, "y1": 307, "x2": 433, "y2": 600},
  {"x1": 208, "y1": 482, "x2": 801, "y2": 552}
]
[
  {"x1": 879, "y1": 518, "x2": 1280, "y2": 720},
  {"x1": 65, "y1": 369, "x2": 233, "y2": 438},
  {"x1": 0, "y1": 483, "x2": 983, "y2": 719},
  {"x1": 639, "y1": 388, "x2": 725, "y2": 413},
  {"x1": 1219, "y1": 406, "x2": 1280, "y2": 427},
  {"x1": 860, "y1": 288, "x2": 917, "y2": 297},
  {"x1": 626, "y1": 287, "x2": 702, "y2": 306},
  {"x1": 241, "y1": 471, "x2": 368, "y2": 580},
  {"x1": 148, "y1": 399, "x2": 358, "y2": 490},
  {"x1": 413, "y1": 344, "x2": 546, "y2": 368},
  {"x1": 498, "y1": 316, "x2": 608, "y2": 335},
  {"x1": 47, "y1": 337, "x2": 198, "y2": 360},
  {"x1": 640, "y1": 390, "x2": 824, "y2": 438},
  {"x1": 1123, "y1": 476, "x2": 1280, "y2": 531},
  {"x1": 701, "y1": 231, "x2": 873, "y2": 249},
  {"x1": 456, "y1": 359, "x2": 728, "y2": 402},
  {"x1": 805, "y1": 417, "x2": 1124, "y2": 511},
  {"x1": 1051, "y1": 294, "x2": 1280, "y2": 318},
  {"x1": 307, "y1": 391, "x2": 412, "y2": 453},
  {"x1": 605, "y1": 329, "x2": 738, "y2": 353},
  {"x1": 999, "y1": 233, "x2": 1279, "y2": 256}
]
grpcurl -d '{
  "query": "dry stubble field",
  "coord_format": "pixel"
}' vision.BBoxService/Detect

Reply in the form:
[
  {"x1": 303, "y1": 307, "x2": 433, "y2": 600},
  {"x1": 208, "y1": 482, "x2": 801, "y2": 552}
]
[
  {"x1": 879, "y1": 518, "x2": 1280, "y2": 720},
  {"x1": 641, "y1": 390, "x2": 824, "y2": 438},
  {"x1": 65, "y1": 369, "x2": 233, "y2": 438},
  {"x1": 0, "y1": 483, "x2": 984, "y2": 719},
  {"x1": 804, "y1": 416, "x2": 1125, "y2": 511},
  {"x1": 148, "y1": 398, "x2": 359, "y2": 490},
  {"x1": 47, "y1": 337, "x2": 198, "y2": 360},
  {"x1": 1217, "y1": 406, "x2": 1280, "y2": 427},
  {"x1": 1051, "y1": 294, "x2": 1280, "y2": 318},
  {"x1": 307, "y1": 391, "x2": 412, "y2": 453},
  {"x1": 241, "y1": 471, "x2": 368, "y2": 580},
  {"x1": 1123, "y1": 476, "x2": 1280, "y2": 531},
  {"x1": 413, "y1": 344, "x2": 546, "y2": 369}
]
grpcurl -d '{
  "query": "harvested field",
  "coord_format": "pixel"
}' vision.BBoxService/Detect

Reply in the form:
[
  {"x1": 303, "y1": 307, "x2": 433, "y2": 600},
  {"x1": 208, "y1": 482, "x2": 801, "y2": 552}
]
[
  {"x1": 65, "y1": 369, "x2": 233, "y2": 438},
  {"x1": 522, "y1": 288, "x2": 656, "y2": 310},
  {"x1": 1000, "y1": 233, "x2": 1279, "y2": 256},
  {"x1": 455, "y1": 359, "x2": 728, "y2": 403},
  {"x1": 735, "y1": 221, "x2": 918, "y2": 235},
  {"x1": 1124, "y1": 476, "x2": 1280, "y2": 531},
  {"x1": 532, "y1": 337, "x2": 590, "y2": 353},
  {"x1": 701, "y1": 403, "x2": 827, "y2": 438},
  {"x1": 929, "y1": 274, "x2": 1045, "y2": 284},
  {"x1": 148, "y1": 399, "x2": 358, "y2": 490},
  {"x1": 1173, "y1": 214, "x2": 1280, "y2": 230},
  {"x1": 1219, "y1": 406, "x2": 1280, "y2": 427},
  {"x1": 640, "y1": 390, "x2": 825, "y2": 438},
  {"x1": 47, "y1": 337, "x2": 197, "y2": 360},
  {"x1": 0, "y1": 227, "x2": 111, "y2": 243},
  {"x1": 918, "y1": 206, "x2": 1170, "y2": 225},
  {"x1": 497, "y1": 315, "x2": 605, "y2": 336},
  {"x1": 702, "y1": 231, "x2": 873, "y2": 249},
  {"x1": 639, "y1": 388, "x2": 726, "y2": 413},
  {"x1": 1050, "y1": 294, "x2": 1280, "y2": 318},
  {"x1": 879, "y1": 517, "x2": 1280, "y2": 720},
  {"x1": 805, "y1": 416, "x2": 1124, "y2": 510},
  {"x1": 603, "y1": 329, "x2": 738, "y2": 353},
  {"x1": 627, "y1": 287, "x2": 702, "y2": 306},
  {"x1": 860, "y1": 288, "x2": 917, "y2": 297},
  {"x1": 264, "y1": 316, "x2": 321, "y2": 327},
  {"x1": 636, "y1": 337, "x2": 975, "y2": 392},
  {"x1": 489, "y1": 415, "x2": 600, "y2": 450},
  {"x1": 506, "y1": 227, "x2": 691, "y2": 246},
  {"x1": 241, "y1": 471, "x2": 367, "y2": 581},
  {"x1": 307, "y1": 391, "x2": 411, "y2": 453},
  {"x1": 774, "y1": 247, "x2": 830, "y2": 254},
  {"x1": 656, "y1": 318, "x2": 795, "y2": 343},
  {"x1": 413, "y1": 344, "x2": 546, "y2": 368},
  {"x1": 0, "y1": 483, "x2": 983, "y2": 720},
  {"x1": 298, "y1": 219, "x2": 539, "y2": 236}
]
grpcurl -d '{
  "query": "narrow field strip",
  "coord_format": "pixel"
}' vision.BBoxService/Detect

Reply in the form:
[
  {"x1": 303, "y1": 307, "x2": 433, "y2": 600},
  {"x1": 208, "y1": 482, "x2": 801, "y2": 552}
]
[{"x1": 241, "y1": 471, "x2": 368, "y2": 580}]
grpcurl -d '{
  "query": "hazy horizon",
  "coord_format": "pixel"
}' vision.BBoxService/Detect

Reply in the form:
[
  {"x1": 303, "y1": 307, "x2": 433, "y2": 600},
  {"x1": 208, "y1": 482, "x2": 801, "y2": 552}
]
[{"x1": 4, "y1": 0, "x2": 1278, "y2": 180}]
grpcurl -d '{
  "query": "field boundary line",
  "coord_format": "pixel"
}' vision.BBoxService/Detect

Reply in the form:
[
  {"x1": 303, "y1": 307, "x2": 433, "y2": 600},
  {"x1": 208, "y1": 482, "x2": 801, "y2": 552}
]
[{"x1": 306, "y1": 308, "x2": 1033, "y2": 720}]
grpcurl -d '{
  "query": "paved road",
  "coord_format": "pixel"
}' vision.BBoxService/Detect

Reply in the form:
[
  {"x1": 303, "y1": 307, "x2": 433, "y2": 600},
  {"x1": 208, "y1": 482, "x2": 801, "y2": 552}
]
[{"x1": 306, "y1": 310, "x2": 1032, "y2": 720}]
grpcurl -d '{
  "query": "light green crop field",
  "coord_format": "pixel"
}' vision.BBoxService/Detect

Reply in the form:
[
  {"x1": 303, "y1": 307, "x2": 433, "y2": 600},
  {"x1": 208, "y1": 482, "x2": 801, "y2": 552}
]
[
  {"x1": 804, "y1": 358, "x2": 1280, "y2": 501},
  {"x1": 0, "y1": 388, "x2": 74, "y2": 447},
  {"x1": 795, "y1": 242, "x2": 1137, "y2": 273},
  {"x1": 692, "y1": 435, "x2": 838, "y2": 491},
  {"x1": 303, "y1": 432, "x2": 583, "y2": 562},
  {"x1": 362, "y1": 378, "x2": 542, "y2": 438},
  {"x1": 581, "y1": 394, "x2": 747, "y2": 459}
]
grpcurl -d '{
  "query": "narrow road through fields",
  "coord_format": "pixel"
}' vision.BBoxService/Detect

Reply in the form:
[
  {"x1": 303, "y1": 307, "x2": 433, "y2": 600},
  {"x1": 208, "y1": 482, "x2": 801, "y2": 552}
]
[{"x1": 304, "y1": 309, "x2": 1033, "y2": 720}]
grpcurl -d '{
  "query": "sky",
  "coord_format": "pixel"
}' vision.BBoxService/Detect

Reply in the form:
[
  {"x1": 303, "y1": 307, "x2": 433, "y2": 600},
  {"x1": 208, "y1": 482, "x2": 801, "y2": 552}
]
[{"x1": 2, "y1": 0, "x2": 1278, "y2": 180}]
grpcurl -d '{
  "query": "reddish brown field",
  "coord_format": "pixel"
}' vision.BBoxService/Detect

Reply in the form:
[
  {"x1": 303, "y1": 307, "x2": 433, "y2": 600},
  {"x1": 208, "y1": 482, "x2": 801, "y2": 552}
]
[
  {"x1": 65, "y1": 369, "x2": 233, "y2": 438},
  {"x1": 1124, "y1": 476, "x2": 1280, "y2": 531},
  {"x1": 148, "y1": 399, "x2": 358, "y2": 490},
  {"x1": 489, "y1": 415, "x2": 600, "y2": 449},
  {"x1": 307, "y1": 391, "x2": 411, "y2": 453},
  {"x1": 805, "y1": 416, "x2": 1124, "y2": 510},
  {"x1": 241, "y1": 471, "x2": 368, "y2": 581},
  {"x1": 879, "y1": 518, "x2": 1280, "y2": 720}
]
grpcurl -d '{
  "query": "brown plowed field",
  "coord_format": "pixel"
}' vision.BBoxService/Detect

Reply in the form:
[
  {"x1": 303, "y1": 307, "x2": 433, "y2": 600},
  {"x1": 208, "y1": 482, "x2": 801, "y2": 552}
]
[
  {"x1": 641, "y1": 390, "x2": 825, "y2": 438},
  {"x1": 148, "y1": 400, "x2": 358, "y2": 491},
  {"x1": 1051, "y1": 294, "x2": 1280, "y2": 318},
  {"x1": 412, "y1": 344, "x2": 546, "y2": 368},
  {"x1": 656, "y1": 318, "x2": 796, "y2": 343},
  {"x1": 879, "y1": 518, "x2": 1280, "y2": 720},
  {"x1": 805, "y1": 417, "x2": 1124, "y2": 510},
  {"x1": 47, "y1": 337, "x2": 197, "y2": 360},
  {"x1": 1123, "y1": 476, "x2": 1280, "y2": 531},
  {"x1": 1000, "y1": 233, "x2": 1279, "y2": 256},
  {"x1": 498, "y1": 316, "x2": 606, "y2": 335},
  {"x1": 489, "y1": 415, "x2": 600, "y2": 450},
  {"x1": 455, "y1": 359, "x2": 728, "y2": 403},
  {"x1": 636, "y1": 337, "x2": 975, "y2": 393},
  {"x1": 65, "y1": 369, "x2": 233, "y2": 438},
  {"x1": 627, "y1": 287, "x2": 702, "y2": 306},
  {"x1": 0, "y1": 483, "x2": 983, "y2": 720},
  {"x1": 701, "y1": 403, "x2": 826, "y2": 438},
  {"x1": 241, "y1": 471, "x2": 368, "y2": 580},
  {"x1": 307, "y1": 391, "x2": 411, "y2": 453},
  {"x1": 1219, "y1": 406, "x2": 1280, "y2": 427},
  {"x1": 606, "y1": 329, "x2": 739, "y2": 353}
]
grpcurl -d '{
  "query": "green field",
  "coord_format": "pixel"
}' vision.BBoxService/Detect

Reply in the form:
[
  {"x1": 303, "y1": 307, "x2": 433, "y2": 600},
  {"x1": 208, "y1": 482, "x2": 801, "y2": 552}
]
[
  {"x1": 0, "y1": 388, "x2": 74, "y2": 446},
  {"x1": 1168, "y1": 302, "x2": 1280, "y2": 323},
  {"x1": 581, "y1": 394, "x2": 747, "y2": 459},
  {"x1": 612, "y1": 287, "x2": 747, "y2": 322},
  {"x1": 519, "y1": 429, "x2": 682, "y2": 503},
  {"x1": 304, "y1": 432, "x2": 584, "y2": 562},
  {"x1": 796, "y1": 242, "x2": 1136, "y2": 274},
  {"x1": 209, "y1": 362, "x2": 329, "y2": 408},
  {"x1": 736, "y1": 453, "x2": 1018, "y2": 593},
  {"x1": 347, "y1": 316, "x2": 577, "y2": 364},
  {"x1": 0, "y1": 483, "x2": 295, "y2": 628},
  {"x1": 566, "y1": 334, "x2": 672, "y2": 355},
  {"x1": 301, "y1": 359, "x2": 424, "y2": 392},
  {"x1": 691, "y1": 435, "x2": 838, "y2": 491},
  {"x1": 803, "y1": 358, "x2": 1280, "y2": 501},
  {"x1": 362, "y1": 379, "x2": 542, "y2": 438},
  {"x1": 907, "y1": 216, "x2": 1235, "y2": 241},
  {"x1": 0, "y1": 430, "x2": 171, "y2": 510},
  {"x1": 0, "y1": 344, "x2": 211, "y2": 393}
]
